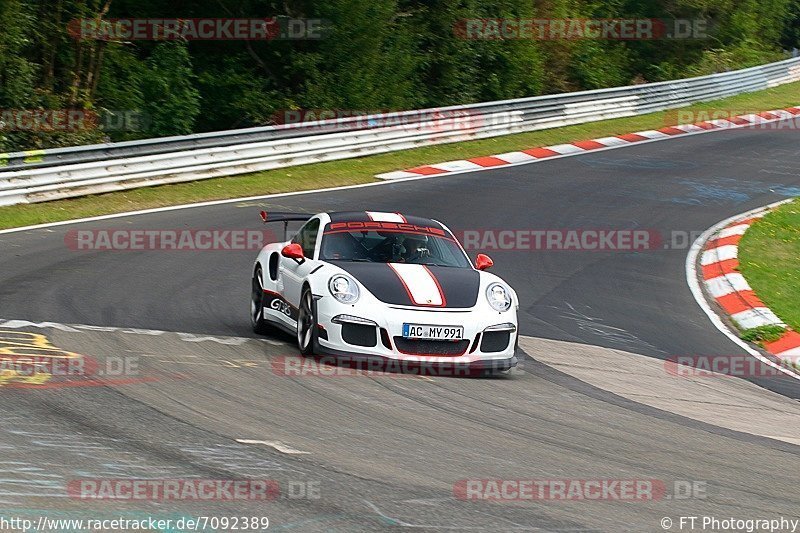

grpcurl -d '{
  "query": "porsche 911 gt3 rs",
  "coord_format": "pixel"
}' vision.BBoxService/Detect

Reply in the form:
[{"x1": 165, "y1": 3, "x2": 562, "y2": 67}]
[{"x1": 251, "y1": 211, "x2": 519, "y2": 374}]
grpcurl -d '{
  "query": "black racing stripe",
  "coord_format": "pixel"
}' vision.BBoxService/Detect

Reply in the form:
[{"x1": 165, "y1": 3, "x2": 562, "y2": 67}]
[
  {"x1": 328, "y1": 211, "x2": 372, "y2": 223},
  {"x1": 331, "y1": 261, "x2": 479, "y2": 308},
  {"x1": 402, "y1": 215, "x2": 444, "y2": 229},
  {"x1": 426, "y1": 266, "x2": 480, "y2": 308},
  {"x1": 330, "y1": 261, "x2": 414, "y2": 306}
]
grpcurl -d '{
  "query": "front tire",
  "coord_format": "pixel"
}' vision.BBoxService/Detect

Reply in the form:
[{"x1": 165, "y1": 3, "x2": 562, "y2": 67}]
[
  {"x1": 297, "y1": 287, "x2": 317, "y2": 355},
  {"x1": 251, "y1": 267, "x2": 272, "y2": 335}
]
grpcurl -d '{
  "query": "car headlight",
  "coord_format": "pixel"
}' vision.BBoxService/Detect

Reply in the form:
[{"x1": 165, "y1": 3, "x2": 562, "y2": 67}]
[
  {"x1": 486, "y1": 283, "x2": 512, "y2": 312},
  {"x1": 329, "y1": 275, "x2": 360, "y2": 304}
]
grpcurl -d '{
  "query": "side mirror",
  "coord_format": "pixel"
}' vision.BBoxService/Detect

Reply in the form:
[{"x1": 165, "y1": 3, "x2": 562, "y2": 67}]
[
  {"x1": 282, "y1": 243, "x2": 305, "y2": 262},
  {"x1": 476, "y1": 253, "x2": 494, "y2": 271}
]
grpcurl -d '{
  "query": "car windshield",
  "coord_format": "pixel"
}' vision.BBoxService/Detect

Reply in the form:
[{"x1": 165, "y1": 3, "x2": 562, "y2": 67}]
[{"x1": 320, "y1": 223, "x2": 471, "y2": 268}]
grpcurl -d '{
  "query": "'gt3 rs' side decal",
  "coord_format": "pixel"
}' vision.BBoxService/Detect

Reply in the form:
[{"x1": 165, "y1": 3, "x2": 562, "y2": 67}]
[
  {"x1": 263, "y1": 290, "x2": 298, "y2": 321},
  {"x1": 387, "y1": 263, "x2": 445, "y2": 306}
]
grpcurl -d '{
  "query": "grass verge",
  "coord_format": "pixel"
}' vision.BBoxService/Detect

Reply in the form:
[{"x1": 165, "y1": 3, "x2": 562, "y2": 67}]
[
  {"x1": 740, "y1": 324, "x2": 787, "y2": 345},
  {"x1": 1, "y1": 80, "x2": 800, "y2": 230},
  {"x1": 738, "y1": 198, "x2": 800, "y2": 332}
]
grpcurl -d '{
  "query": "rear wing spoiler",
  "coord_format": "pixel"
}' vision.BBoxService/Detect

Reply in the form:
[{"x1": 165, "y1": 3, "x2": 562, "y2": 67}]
[{"x1": 259, "y1": 211, "x2": 313, "y2": 241}]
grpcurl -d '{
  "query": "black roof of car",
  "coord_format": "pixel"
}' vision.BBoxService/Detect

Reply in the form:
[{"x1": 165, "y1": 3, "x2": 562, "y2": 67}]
[{"x1": 326, "y1": 211, "x2": 443, "y2": 229}]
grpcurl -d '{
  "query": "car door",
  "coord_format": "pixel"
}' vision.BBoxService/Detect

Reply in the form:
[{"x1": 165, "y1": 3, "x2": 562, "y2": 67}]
[{"x1": 280, "y1": 217, "x2": 321, "y2": 315}]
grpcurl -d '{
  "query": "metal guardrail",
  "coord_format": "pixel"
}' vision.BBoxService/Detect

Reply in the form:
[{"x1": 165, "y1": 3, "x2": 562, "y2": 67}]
[{"x1": 1, "y1": 57, "x2": 799, "y2": 206}]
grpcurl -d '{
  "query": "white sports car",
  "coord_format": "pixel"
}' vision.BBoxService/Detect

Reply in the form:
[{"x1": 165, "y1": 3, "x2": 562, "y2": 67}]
[{"x1": 251, "y1": 211, "x2": 519, "y2": 375}]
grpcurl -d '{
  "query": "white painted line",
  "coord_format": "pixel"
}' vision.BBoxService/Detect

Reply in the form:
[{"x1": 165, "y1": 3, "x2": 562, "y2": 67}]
[
  {"x1": 236, "y1": 439, "x2": 310, "y2": 455},
  {"x1": 546, "y1": 144, "x2": 586, "y2": 155},
  {"x1": 730, "y1": 308, "x2": 786, "y2": 329},
  {"x1": 428, "y1": 160, "x2": 483, "y2": 172},
  {"x1": 685, "y1": 199, "x2": 800, "y2": 381},
  {"x1": 492, "y1": 151, "x2": 537, "y2": 163},
  {"x1": 707, "y1": 119, "x2": 736, "y2": 128},
  {"x1": 740, "y1": 114, "x2": 768, "y2": 124},
  {"x1": 671, "y1": 124, "x2": 705, "y2": 133},
  {"x1": 776, "y1": 347, "x2": 800, "y2": 357},
  {"x1": 772, "y1": 110, "x2": 796, "y2": 119},
  {"x1": 717, "y1": 223, "x2": 751, "y2": 238},
  {"x1": 700, "y1": 244, "x2": 738, "y2": 265},
  {"x1": 704, "y1": 273, "x2": 751, "y2": 298},
  {"x1": 633, "y1": 130, "x2": 670, "y2": 139},
  {"x1": 592, "y1": 136, "x2": 631, "y2": 147},
  {"x1": 375, "y1": 170, "x2": 421, "y2": 180}
]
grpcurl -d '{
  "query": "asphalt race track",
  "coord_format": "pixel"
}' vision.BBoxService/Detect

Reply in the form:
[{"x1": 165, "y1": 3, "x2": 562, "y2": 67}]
[{"x1": 1, "y1": 127, "x2": 799, "y2": 530}]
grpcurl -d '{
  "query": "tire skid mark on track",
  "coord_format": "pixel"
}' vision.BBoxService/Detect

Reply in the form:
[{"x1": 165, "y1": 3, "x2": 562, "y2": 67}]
[
  {"x1": 364, "y1": 359, "x2": 668, "y2": 472},
  {"x1": 0, "y1": 416, "x2": 346, "y2": 524},
  {"x1": 1, "y1": 319, "x2": 799, "y2": 529},
  {"x1": 555, "y1": 303, "x2": 666, "y2": 355}
]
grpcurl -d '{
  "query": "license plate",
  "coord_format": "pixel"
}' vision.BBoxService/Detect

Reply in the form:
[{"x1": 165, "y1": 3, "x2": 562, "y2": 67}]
[{"x1": 402, "y1": 324, "x2": 464, "y2": 340}]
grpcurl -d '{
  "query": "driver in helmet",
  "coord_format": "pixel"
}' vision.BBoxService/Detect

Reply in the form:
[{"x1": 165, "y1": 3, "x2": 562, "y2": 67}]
[{"x1": 402, "y1": 234, "x2": 431, "y2": 262}]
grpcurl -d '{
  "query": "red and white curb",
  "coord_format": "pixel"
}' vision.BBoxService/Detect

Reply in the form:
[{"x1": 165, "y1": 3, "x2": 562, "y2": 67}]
[
  {"x1": 376, "y1": 107, "x2": 800, "y2": 180},
  {"x1": 699, "y1": 202, "x2": 800, "y2": 365}
]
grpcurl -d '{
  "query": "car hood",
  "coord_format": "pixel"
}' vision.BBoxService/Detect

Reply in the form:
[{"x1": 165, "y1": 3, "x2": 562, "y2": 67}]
[{"x1": 329, "y1": 261, "x2": 480, "y2": 309}]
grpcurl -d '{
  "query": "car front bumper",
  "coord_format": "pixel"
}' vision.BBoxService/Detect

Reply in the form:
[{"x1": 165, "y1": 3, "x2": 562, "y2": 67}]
[{"x1": 314, "y1": 297, "x2": 518, "y2": 373}]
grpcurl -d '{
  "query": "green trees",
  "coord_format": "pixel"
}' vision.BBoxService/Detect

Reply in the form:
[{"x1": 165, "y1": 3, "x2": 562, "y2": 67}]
[
  {"x1": 0, "y1": 0, "x2": 797, "y2": 151},
  {"x1": 140, "y1": 43, "x2": 201, "y2": 136}
]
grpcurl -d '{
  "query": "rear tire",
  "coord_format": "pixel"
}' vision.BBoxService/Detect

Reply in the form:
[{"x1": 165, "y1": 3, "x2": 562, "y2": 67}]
[{"x1": 251, "y1": 267, "x2": 272, "y2": 335}]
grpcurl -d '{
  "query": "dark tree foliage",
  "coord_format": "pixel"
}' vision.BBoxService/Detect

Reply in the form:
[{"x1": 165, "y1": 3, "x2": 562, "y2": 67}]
[{"x1": 0, "y1": 0, "x2": 796, "y2": 151}]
